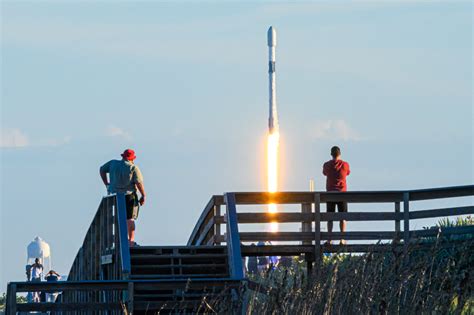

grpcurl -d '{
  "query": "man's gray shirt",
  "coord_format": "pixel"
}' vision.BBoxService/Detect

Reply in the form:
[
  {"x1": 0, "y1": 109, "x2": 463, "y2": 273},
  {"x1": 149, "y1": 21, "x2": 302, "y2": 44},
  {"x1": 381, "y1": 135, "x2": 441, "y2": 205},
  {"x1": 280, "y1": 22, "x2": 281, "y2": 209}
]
[{"x1": 100, "y1": 159, "x2": 144, "y2": 194}]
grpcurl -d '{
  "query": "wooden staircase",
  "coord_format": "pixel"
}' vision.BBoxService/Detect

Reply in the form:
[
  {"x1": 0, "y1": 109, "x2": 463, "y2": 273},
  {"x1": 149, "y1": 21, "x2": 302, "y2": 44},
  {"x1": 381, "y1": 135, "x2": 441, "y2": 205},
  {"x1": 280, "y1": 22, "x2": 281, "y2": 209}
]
[{"x1": 129, "y1": 246, "x2": 239, "y2": 313}]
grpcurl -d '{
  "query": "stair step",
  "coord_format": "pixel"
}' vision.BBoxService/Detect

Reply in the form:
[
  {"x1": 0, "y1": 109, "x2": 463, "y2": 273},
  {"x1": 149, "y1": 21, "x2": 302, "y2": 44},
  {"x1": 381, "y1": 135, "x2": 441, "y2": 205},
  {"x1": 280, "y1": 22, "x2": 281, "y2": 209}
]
[
  {"x1": 134, "y1": 293, "x2": 223, "y2": 300},
  {"x1": 130, "y1": 274, "x2": 228, "y2": 279},
  {"x1": 131, "y1": 246, "x2": 227, "y2": 256},
  {"x1": 130, "y1": 254, "x2": 227, "y2": 264},
  {"x1": 132, "y1": 264, "x2": 228, "y2": 270}
]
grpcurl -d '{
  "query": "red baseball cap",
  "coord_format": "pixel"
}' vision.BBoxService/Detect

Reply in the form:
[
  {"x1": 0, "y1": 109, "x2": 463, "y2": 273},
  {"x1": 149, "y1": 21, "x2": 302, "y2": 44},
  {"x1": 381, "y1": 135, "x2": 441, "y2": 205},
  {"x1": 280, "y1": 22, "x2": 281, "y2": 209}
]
[{"x1": 121, "y1": 149, "x2": 136, "y2": 161}]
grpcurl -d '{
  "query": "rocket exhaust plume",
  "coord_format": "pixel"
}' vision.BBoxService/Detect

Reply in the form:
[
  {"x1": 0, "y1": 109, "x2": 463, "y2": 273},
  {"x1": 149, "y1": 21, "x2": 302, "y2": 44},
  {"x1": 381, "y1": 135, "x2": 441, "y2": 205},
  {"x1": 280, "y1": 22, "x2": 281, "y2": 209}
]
[{"x1": 267, "y1": 26, "x2": 279, "y2": 233}]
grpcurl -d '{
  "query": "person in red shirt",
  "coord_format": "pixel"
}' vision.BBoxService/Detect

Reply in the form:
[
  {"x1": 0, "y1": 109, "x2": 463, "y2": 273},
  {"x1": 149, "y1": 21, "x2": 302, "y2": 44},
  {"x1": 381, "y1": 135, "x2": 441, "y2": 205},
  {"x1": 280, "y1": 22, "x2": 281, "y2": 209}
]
[{"x1": 322, "y1": 146, "x2": 350, "y2": 245}]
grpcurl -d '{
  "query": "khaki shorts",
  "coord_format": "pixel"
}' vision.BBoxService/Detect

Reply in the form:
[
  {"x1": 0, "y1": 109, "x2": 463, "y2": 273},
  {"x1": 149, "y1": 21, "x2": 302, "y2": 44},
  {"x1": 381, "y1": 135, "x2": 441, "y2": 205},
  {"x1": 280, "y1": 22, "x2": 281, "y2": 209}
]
[{"x1": 125, "y1": 193, "x2": 140, "y2": 220}]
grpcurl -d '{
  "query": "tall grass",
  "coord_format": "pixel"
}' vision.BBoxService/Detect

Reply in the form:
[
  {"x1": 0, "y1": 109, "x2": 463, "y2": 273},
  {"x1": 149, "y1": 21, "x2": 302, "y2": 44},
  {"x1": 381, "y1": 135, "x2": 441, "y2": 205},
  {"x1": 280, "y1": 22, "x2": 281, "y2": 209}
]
[{"x1": 238, "y1": 240, "x2": 473, "y2": 314}]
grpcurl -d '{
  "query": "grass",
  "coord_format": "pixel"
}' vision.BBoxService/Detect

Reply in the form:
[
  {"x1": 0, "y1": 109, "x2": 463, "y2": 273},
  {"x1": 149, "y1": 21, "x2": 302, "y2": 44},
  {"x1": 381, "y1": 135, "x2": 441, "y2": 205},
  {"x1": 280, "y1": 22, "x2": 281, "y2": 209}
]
[{"x1": 239, "y1": 240, "x2": 473, "y2": 314}]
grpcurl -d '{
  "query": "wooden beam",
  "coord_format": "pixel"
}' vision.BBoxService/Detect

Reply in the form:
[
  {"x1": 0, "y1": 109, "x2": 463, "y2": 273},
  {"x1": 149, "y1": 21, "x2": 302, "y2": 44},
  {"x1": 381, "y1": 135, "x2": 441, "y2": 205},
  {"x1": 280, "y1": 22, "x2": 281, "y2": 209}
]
[
  {"x1": 301, "y1": 203, "x2": 312, "y2": 245},
  {"x1": 321, "y1": 212, "x2": 401, "y2": 222},
  {"x1": 409, "y1": 206, "x2": 474, "y2": 220},
  {"x1": 403, "y1": 192, "x2": 410, "y2": 253},
  {"x1": 6, "y1": 283, "x2": 16, "y2": 315},
  {"x1": 395, "y1": 202, "x2": 401, "y2": 243},
  {"x1": 238, "y1": 231, "x2": 396, "y2": 241},
  {"x1": 241, "y1": 245, "x2": 314, "y2": 256},
  {"x1": 240, "y1": 244, "x2": 402, "y2": 256},
  {"x1": 314, "y1": 193, "x2": 322, "y2": 265},
  {"x1": 234, "y1": 192, "x2": 315, "y2": 204},
  {"x1": 127, "y1": 282, "x2": 134, "y2": 314},
  {"x1": 232, "y1": 191, "x2": 407, "y2": 205},
  {"x1": 320, "y1": 191, "x2": 404, "y2": 203},
  {"x1": 116, "y1": 193, "x2": 131, "y2": 278},
  {"x1": 194, "y1": 217, "x2": 216, "y2": 246},
  {"x1": 16, "y1": 302, "x2": 123, "y2": 312},
  {"x1": 408, "y1": 185, "x2": 474, "y2": 201},
  {"x1": 229, "y1": 211, "x2": 402, "y2": 224},
  {"x1": 214, "y1": 205, "x2": 221, "y2": 245},
  {"x1": 411, "y1": 225, "x2": 474, "y2": 237},
  {"x1": 14, "y1": 281, "x2": 128, "y2": 292}
]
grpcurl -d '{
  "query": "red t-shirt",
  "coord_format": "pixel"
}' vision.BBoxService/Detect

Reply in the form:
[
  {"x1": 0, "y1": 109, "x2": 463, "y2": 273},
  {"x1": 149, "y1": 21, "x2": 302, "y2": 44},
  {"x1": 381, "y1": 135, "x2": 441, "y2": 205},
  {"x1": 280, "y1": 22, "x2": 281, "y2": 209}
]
[{"x1": 323, "y1": 159, "x2": 350, "y2": 192}]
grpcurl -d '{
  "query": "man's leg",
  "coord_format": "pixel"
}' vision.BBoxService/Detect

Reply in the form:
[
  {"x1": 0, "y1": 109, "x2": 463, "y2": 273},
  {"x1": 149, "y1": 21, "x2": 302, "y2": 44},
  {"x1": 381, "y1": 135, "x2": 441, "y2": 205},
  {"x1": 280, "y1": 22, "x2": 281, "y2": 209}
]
[
  {"x1": 338, "y1": 202, "x2": 348, "y2": 244},
  {"x1": 127, "y1": 219, "x2": 136, "y2": 246}
]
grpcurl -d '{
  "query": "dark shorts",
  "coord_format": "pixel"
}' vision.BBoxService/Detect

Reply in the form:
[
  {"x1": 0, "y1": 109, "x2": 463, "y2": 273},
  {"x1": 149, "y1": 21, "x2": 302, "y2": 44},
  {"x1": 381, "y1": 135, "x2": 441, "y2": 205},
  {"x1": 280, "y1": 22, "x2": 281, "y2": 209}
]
[
  {"x1": 125, "y1": 193, "x2": 139, "y2": 220},
  {"x1": 327, "y1": 202, "x2": 348, "y2": 213}
]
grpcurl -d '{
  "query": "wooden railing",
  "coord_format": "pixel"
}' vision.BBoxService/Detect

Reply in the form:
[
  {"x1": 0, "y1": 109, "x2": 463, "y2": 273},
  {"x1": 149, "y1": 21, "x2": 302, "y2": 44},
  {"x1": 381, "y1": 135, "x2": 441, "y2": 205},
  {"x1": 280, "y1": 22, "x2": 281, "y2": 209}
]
[
  {"x1": 5, "y1": 281, "x2": 129, "y2": 314},
  {"x1": 61, "y1": 193, "x2": 131, "y2": 313},
  {"x1": 188, "y1": 185, "x2": 474, "y2": 265},
  {"x1": 5, "y1": 278, "x2": 243, "y2": 314}
]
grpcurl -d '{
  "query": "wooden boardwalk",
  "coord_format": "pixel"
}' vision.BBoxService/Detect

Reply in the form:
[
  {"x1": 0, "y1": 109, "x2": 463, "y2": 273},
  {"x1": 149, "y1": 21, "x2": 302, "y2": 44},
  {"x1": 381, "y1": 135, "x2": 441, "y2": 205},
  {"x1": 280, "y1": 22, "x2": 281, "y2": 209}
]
[{"x1": 6, "y1": 184, "x2": 474, "y2": 314}]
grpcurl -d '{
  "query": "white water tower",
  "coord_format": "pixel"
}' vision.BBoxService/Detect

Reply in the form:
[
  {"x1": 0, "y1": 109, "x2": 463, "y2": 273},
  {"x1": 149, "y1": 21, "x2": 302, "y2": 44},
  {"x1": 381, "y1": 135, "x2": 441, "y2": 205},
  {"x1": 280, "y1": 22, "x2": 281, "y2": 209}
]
[{"x1": 26, "y1": 236, "x2": 52, "y2": 277}]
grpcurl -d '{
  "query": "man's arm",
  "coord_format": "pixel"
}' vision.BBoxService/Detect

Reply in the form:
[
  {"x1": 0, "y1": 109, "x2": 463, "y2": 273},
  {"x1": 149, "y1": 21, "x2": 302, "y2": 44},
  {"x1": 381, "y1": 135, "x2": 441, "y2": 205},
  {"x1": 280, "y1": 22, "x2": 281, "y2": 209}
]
[
  {"x1": 133, "y1": 165, "x2": 146, "y2": 205},
  {"x1": 100, "y1": 169, "x2": 108, "y2": 186},
  {"x1": 99, "y1": 161, "x2": 111, "y2": 186},
  {"x1": 136, "y1": 182, "x2": 146, "y2": 206}
]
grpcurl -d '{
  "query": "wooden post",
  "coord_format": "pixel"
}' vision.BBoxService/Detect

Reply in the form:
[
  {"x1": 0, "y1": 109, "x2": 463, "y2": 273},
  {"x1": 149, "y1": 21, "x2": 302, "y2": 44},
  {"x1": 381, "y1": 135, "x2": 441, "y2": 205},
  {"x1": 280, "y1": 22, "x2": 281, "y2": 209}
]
[
  {"x1": 301, "y1": 203, "x2": 312, "y2": 244},
  {"x1": 224, "y1": 193, "x2": 244, "y2": 280},
  {"x1": 127, "y1": 282, "x2": 134, "y2": 315},
  {"x1": 214, "y1": 205, "x2": 221, "y2": 245},
  {"x1": 314, "y1": 193, "x2": 322, "y2": 267},
  {"x1": 6, "y1": 283, "x2": 17, "y2": 315},
  {"x1": 301, "y1": 203, "x2": 313, "y2": 274},
  {"x1": 395, "y1": 201, "x2": 401, "y2": 243},
  {"x1": 403, "y1": 193, "x2": 410, "y2": 254}
]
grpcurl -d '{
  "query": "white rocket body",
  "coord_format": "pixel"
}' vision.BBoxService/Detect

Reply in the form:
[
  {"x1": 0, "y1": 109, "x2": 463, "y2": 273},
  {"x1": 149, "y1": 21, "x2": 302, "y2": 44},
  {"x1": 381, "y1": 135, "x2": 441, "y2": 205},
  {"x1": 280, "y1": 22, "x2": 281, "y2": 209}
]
[{"x1": 268, "y1": 26, "x2": 279, "y2": 134}]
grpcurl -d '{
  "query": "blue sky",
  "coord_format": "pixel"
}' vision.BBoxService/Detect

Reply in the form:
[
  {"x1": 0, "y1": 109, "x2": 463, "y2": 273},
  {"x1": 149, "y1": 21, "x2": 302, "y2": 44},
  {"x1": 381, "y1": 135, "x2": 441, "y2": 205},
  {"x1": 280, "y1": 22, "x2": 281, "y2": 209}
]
[{"x1": 1, "y1": 1, "x2": 472, "y2": 291}]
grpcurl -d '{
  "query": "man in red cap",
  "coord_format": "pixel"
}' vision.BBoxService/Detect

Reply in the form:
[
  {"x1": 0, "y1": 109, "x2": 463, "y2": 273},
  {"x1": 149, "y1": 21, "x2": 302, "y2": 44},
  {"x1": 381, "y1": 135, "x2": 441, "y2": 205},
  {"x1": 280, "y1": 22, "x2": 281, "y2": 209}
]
[
  {"x1": 100, "y1": 149, "x2": 146, "y2": 246},
  {"x1": 323, "y1": 146, "x2": 350, "y2": 245}
]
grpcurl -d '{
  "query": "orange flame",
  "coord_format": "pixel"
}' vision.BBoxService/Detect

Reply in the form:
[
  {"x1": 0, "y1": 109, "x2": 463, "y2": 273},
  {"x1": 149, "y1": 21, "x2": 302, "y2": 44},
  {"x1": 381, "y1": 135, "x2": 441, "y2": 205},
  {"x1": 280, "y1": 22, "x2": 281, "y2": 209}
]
[{"x1": 267, "y1": 131, "x2": 280, "y2": 232}]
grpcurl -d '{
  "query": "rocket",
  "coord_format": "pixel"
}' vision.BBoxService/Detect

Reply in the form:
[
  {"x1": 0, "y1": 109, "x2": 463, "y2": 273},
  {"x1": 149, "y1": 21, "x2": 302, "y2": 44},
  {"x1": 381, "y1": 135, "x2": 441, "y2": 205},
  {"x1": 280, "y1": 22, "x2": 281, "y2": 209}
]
[{"x1": 268, "y1": 26, "x2": 279, "y2": 134}]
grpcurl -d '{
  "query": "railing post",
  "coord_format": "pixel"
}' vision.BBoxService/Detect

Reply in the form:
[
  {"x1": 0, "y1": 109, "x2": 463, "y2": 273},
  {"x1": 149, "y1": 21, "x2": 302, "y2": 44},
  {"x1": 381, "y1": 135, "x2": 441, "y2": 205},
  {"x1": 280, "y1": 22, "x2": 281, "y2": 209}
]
[
  {"x1": 116, "y1": 193, "x2": 131, "y2": 279},
  {"x1": 6, "y1": 283, "x2": 17, "y2": 315},
  {"x1": 214, "y1": 205, "x2": 221, "y2": 245},
  {"x1": 224, "y1": 193, "x2": 244, "y2": 280},
  {"x1": 403, "y1": 192, "x2": 410, "y2": 253},
  {"x1": 301, "y1": 203, "x2": 312, "y2": 244},
  {"x1": 302, "y1": 202, "x2": 313, "y2": 273},
  {"x1": 395, "y1": 201, "x2": 401, "y2": 243},
  {"x1": 128, "y1": 282, "x2": 134, "y2": 314},
  {"x1": 314, "y1": 193, "x2": 322, "y2": 267}
]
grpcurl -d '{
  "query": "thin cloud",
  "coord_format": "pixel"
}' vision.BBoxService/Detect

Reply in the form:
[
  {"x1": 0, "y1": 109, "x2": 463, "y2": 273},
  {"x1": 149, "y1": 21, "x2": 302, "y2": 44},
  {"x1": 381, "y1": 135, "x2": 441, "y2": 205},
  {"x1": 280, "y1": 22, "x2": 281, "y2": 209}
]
[
  {"x1": 1, "y1": 128, "x2": 73, "y2": 148},
  {"x1": 38, "y1": 136, "x2": 72, "y2": 147},
  {"x1": 0, "y1": 128, "x2": 29, "y2": 148},
  {"x1": 106, "y1": 125, "x2": 132, "y2": 140},
  {"x1": 311, "y1": 119, "x2": 363, "y2": 141}
]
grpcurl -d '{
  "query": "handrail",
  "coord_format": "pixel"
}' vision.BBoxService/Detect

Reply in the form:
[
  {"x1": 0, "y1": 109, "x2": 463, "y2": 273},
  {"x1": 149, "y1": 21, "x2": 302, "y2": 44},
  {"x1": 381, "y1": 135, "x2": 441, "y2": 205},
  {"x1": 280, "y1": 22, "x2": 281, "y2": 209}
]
[
  {"x1": 116, "y1": 193, "x2": 131, "y2": 277},
  {"x1": 5, "y1": 278, "x2": 244, "y2": 314},
  {"x1": 188, "y1": 185, "x2": 474, "y2": 261},
  {"x1": 62, "y1": 194, "x2": 131, "y2": 312},
  {"x1": 187, "y1": 196, "x2": 217, "y2": 245},
  {"x1": 67, "y1": 194, "x2": 130, "y2": 281}
]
